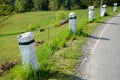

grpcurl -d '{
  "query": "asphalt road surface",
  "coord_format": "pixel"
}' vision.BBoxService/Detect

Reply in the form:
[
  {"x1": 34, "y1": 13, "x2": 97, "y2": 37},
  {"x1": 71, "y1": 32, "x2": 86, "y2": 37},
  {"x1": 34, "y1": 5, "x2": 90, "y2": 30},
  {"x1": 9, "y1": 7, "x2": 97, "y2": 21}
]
[{"x1": 76, "y1": 14, "x2": 120, "y2": 80}]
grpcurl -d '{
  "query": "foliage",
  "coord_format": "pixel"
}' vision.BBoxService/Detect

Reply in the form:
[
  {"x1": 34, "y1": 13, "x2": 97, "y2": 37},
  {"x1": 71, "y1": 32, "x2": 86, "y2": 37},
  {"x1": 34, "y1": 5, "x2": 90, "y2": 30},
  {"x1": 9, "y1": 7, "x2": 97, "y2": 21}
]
[
  {"x1": 15, "y1": 0, "x2": 34, "y2": 12},
  {"x1": 33, "y1": 0, "x2": 49, "y2": 11},
  {"x1": 49, "y1": 0, "x2": 58, "y2": 10},
  {"x1": 1, "y1": 0, "x2": 120, "y2": 15},
  {"x1": 0, "y1": 4, "x2": 12, "y2": 16},
  {"x1": 0, "y1": 0, "x2": 13, "y2": 15},
  {"x1": 49, "y1": 0, "x2": 81, "y2": 10},
  {"x1": 56, "y1": 10, "x2": 67, "y2": 20}
]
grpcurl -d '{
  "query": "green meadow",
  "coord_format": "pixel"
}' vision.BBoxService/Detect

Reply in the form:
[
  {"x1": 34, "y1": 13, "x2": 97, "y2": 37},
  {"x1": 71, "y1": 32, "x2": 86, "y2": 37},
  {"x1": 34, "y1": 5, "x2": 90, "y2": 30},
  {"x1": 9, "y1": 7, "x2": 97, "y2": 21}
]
[{"x1": 0, "y1": 7, "x2": 119, "y2": 80}]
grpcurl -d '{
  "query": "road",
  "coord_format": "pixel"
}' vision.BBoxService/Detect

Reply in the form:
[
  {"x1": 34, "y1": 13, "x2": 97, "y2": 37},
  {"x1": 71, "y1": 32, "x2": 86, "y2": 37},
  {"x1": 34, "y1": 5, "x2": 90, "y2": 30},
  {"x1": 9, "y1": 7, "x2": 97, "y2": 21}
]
[{"x1": 76, "y1": 14, "x2": 120, "y2": 80}]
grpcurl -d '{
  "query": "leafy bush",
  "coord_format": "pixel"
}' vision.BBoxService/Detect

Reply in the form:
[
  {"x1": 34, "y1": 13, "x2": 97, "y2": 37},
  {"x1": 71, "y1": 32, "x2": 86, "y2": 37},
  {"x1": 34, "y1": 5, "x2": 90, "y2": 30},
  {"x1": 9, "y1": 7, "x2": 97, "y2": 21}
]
[
  {"x1": 56, "y1": 10, "x2": 67, "y2": 20},
  {"x1": 50, "y1": 10, "x2": 67, "y2": 27},
  {"x1": 0, "y1": 4, "x2": 13, "y2": 16},
  {"x1": 50, "y1": 19, "x2": 60, "y2": 27}
]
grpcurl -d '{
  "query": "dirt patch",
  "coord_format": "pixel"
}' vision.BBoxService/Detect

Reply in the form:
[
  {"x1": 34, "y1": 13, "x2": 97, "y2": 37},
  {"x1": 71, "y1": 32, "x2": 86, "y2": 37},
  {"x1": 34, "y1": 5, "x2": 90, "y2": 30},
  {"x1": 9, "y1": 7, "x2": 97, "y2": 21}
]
[
  {"x1": 35, "y1": 40, "x2": 44, "y2": 46},
  {"x1": 0, "y1": 62, "x2": 17, "y2": 72}
]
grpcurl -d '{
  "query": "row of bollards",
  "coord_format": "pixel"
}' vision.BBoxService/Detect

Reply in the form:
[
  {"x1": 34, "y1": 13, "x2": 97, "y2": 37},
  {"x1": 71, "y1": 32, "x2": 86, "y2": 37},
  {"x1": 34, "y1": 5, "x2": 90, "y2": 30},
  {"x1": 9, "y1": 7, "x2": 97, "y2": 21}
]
[
  {"x1": 89, "y1": 3, "x2": 118, "y2": 21},
  {"x1": 18, "y1": 3, "x2": 118, "y2": 71},
  {"x1": 17, "y1": 13, "x2": 77, "y2": 70}
]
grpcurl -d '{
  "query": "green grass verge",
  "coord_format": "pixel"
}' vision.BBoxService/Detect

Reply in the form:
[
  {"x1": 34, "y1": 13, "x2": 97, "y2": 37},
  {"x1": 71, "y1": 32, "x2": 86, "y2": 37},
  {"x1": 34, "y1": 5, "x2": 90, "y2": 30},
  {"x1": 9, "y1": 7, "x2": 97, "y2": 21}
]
[{"x1": 0, "y1": 7, "x2": 120, "y2": 80}]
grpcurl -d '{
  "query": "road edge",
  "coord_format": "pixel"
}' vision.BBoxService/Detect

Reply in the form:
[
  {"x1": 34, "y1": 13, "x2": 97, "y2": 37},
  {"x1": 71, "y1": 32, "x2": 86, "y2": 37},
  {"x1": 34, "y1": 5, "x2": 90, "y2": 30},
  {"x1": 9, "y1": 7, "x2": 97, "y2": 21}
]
[{"x1": 75, "y1": 14, "x2": 120, "y2": 80}]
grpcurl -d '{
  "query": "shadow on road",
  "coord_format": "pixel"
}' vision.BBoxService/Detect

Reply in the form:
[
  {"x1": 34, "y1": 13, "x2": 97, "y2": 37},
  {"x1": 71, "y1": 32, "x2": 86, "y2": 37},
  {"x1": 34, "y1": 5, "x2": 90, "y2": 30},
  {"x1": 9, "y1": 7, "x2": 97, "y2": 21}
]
[
  {"x1": 87, "y1": 35, "x2": 110, "y2": 41},
  {"x1": 96, "y1": 21, "x2": 119, "y2": 25},
  {"x1": 81, "y1": 32, "x2": 110, "y2": 41}
]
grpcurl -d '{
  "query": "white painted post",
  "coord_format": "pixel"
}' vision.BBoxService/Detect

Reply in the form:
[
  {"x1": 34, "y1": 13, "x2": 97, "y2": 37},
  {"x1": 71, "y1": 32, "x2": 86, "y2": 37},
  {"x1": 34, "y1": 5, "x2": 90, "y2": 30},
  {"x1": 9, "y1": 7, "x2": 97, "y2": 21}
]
[
  {"x1": 89, "y1": 6, "x2": 94, "y2": 21},
  {"x1": 104, "y1": 5, "x2": 107, "y2": 14},
  {"x1": 18, "y1": 32, "x2": 39, "y2": 70},
  {"x1": 114, "y1": 3, "x2": 117, "y2": 12},
  {"x1": 69, "y1": 12, "x2": 76, "y2": 34},
  {"x1": 101, "y1": 6, "x2": 104, "y2": 17},
  {"x1": 101, "y1": 4, "x2": 106, "y2": 17}
]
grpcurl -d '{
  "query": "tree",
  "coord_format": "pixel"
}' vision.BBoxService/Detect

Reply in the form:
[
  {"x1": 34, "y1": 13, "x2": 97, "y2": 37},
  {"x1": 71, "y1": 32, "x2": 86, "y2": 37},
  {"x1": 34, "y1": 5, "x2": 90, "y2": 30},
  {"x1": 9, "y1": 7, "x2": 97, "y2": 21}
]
[
  {"x1": 15, "y1": 0, "x2": 33, "y2": 12},
  {"x1": 33, "y1": 0, "x2": 42, "y2": 11},
  {"x1": 1, "y1": 0, "x2": 120, "y2": 14},
  {"x1": 24, "y1": 0, "x2": 34, "y2": 11},
  {"x1": 67, "y1": 0, "x2": 71, "y2": 10},
  {"x1": 74, "y1": 0, "x2": 81, "y2": 9},
  {"x1": 49, "y1": 0, "x2": 58, "y2": 10},
  {"x1": 93, "y1": 0, "x2": 100, "y2": 7},
  {"x1": 33, "y1": 0, "x2": 49, "y2": 11},
  {"x1": 15, "y1": 0, "x2": 24, "y2": 12},
  {"x1": 41, "y1": 0, "x2": 49, "y2": 10}
]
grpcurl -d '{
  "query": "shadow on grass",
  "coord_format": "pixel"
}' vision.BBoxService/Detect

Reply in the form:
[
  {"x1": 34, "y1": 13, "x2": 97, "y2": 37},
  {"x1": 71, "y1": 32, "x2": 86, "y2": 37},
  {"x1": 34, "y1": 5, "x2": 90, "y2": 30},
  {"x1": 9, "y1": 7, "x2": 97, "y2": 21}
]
[
  {"x1": 0, "y1": 16, "x2": 12, "y2": 27},
  {"x1": 0, "y1": 31, "x2": 26, "y2": 37},
  {"x1": 0, "y1": 16, "x2": 11, "y2": 23},
  {"x1": 39, "y1": 69, "x2": 82, "y2": 80},
  {"x1": 0, "y1": 68, "x2": 82, "y2": 80}
]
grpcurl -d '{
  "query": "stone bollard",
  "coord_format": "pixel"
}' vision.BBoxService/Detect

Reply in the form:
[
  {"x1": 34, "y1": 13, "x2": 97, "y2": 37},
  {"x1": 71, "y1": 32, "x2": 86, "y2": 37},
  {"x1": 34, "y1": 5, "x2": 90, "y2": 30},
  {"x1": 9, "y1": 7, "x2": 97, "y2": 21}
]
[
  {"x1": 18, "y1": 32, "x2": 39, "y2": 70},
  {"x1": 101, "y1": 4, "x2": 106, "y2": 17},
  {"x1": 88, "y1": 6, "x2": 94, "y2": 21},
  {"x1": 114, "y1": 3, "x2": 117, "y2": 12},
  {"x1": 69, "y1": 12, "x2": 76, "y2": 34}
]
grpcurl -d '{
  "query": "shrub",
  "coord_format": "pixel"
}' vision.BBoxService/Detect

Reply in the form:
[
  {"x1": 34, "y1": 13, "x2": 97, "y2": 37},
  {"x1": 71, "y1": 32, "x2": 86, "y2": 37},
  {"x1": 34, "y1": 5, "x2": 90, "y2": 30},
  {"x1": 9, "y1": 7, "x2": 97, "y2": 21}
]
[
  {"x1": 56, "y1": 10, "x2": 67, "y2": 20},
  {"x1": 0, "y1": 4, "x2": 13, "y2": 16},
  {"x1": 50, "y1": 10, "x2": 67, "y2": 27},
  {"x1": 51, "y1": 20, "x2": 60, "y2": 27},
  {"x1": 27, "y1": 24, "x2": 40, "y2": 31}
]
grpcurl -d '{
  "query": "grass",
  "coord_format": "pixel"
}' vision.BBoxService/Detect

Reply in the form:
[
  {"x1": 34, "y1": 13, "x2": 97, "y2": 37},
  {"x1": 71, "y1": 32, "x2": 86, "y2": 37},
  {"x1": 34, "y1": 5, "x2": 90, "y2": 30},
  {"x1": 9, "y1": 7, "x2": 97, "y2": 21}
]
[{"x1": 0, "y1": 7, "x2": 120, "y2": 80}]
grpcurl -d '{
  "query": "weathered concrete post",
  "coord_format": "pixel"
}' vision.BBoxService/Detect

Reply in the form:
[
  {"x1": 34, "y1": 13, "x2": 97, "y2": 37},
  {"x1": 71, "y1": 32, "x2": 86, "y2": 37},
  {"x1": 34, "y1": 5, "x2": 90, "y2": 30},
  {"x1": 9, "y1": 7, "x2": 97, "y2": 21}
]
[
  {"x1": 69, "y1": 12, "x2": 76, "y2": 34},
  {"x1": 18, "y1": 32, "x2": 39, "y2": 70},
  {"x1": 101, "y1": 4, "x2": 106, "y2": 17},
  {"x1": 89, "y1": 6, "x2": 94, "y2": 21},
  {"x1": 104, "y1": 4, "x2": 107, "y2": 14},
  {"x1": 114, "y1": 3, "x2": 117, "y2": 12}
]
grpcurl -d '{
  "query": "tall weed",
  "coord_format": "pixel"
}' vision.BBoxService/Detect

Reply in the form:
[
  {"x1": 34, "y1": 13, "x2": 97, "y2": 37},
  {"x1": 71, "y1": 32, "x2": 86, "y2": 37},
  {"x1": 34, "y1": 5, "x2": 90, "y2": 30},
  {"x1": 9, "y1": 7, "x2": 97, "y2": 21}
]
[{"x1": 21, "y1": 65, "x2": 40, "y2": 80}]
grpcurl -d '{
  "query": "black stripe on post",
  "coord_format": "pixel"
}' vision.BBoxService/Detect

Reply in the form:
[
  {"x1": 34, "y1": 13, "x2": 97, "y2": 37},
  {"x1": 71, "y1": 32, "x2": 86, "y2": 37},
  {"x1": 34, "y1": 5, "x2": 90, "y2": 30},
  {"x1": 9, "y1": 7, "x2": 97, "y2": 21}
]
[
  {"x1": 69, "y1": 16, "x2": 76, "y2": 19},
  {"x1": 19, "y1": 39, "x2": 35, "y2": 45}
]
